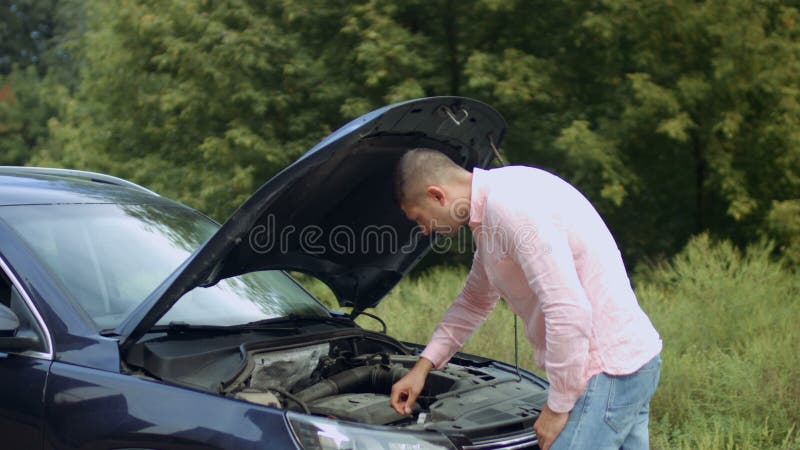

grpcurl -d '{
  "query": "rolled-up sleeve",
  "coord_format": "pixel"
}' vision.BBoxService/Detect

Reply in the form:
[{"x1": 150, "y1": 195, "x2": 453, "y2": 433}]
[
  {"x1": 501, "y1": 205, "x2": 592, "y2": 413},
  {"x1": 420, "y1": 249, "x2": 501, "y2": 369}
]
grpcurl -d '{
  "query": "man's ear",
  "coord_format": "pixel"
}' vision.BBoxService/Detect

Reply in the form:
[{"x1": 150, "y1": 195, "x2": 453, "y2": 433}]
[{"x1": 426, "y1": 186, "x2": 446, "y2": 206}]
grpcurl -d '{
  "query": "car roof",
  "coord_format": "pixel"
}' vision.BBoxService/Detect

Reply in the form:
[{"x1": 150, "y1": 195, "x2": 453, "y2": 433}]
[{"x1": 0, "y1": 167, "x2": 165, "y2": 207}]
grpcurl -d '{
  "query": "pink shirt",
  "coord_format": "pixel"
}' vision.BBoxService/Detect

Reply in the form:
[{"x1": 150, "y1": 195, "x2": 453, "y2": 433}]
[{"x1": 420, "y1": 166, "x2": 662, "y2": 413}]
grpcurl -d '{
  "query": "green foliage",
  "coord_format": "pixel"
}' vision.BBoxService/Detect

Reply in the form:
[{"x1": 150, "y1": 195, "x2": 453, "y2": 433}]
[
  {"x1": 635, "y1": 234, "x2": 800, "y2": 449},
  {"x1": 554, "y1": 120, "x2": 633, "y2": 208},
  {"x1": 767, "y1": 199, "x2": 800, "y2": 266},
  {"x1": 461, "y1": 0, "x2": 800, "y2": 262},
  {"x1": 0, "y1": 66, "x2": 55, "y2": 165},
  {"x1": 37, "y1": 0, "x2": 343, "y2": 219},
  {"x1": 0, "y1": 0, "x2": 58, "y2": 75},
  {"x1": 0, "y1": 0, "x2": 84, "y2": 166}
]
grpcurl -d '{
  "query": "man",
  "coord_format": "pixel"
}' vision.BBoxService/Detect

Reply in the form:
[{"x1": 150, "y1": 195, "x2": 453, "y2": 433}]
[{"x1": 389, "y1": 149, "x2": 662, "y2": 450}]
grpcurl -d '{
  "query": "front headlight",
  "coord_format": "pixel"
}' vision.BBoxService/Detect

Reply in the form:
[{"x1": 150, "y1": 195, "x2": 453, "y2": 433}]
[{"x1": 287, "y1": 412, "x2": 456, "y2": 450}]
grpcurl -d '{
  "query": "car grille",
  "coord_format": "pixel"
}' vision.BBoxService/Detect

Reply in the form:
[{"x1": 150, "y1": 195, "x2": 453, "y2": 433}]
[{"x1": 461, "y1": 430, "x2": 539, "y2": 450}]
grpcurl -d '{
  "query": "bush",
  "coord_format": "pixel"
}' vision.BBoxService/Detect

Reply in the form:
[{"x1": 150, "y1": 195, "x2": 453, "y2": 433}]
[{"x1": 636, "y1": 234, "x2": 799, "y2": 449}]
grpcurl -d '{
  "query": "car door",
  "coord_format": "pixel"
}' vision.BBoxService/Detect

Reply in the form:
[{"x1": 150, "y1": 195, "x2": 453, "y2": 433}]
[{"x1": 0, "y1": 259, "x2": 52, "y2": 450}]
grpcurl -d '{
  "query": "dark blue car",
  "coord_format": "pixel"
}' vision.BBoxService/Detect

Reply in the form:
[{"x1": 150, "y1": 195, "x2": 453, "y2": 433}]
[{"x1": 0, "y1": 97, "x2": 547, "y2": 449}]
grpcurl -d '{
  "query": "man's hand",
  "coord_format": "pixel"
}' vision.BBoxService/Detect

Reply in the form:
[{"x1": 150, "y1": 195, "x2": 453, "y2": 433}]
[
  {"x1": 533, "y1": 404, "x2": 569, "y2": 450},
  {"x1": 390, "y1": 357, "x2": 434, "y2": 415}
]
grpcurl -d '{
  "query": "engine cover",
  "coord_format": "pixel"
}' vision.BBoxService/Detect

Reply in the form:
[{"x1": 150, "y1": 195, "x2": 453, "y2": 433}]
[{"x1": 308, "y1": 393, "x2": 417, "y2": 425}]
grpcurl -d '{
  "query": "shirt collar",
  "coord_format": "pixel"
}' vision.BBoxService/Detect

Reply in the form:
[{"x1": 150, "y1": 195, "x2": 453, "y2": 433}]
[{"x1": 469, "y1": 167, "x2": 490, "y2": 229}]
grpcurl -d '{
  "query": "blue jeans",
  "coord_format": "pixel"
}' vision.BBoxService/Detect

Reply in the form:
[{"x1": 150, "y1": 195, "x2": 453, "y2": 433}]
[{"x1": 549, "y1": 355, "x2": 661, "y2": 450}]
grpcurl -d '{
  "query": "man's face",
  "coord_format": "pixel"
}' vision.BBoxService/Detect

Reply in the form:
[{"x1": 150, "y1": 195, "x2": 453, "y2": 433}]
[{"x1": 400, "y1": 189, "x2": 464, "y2": 237}]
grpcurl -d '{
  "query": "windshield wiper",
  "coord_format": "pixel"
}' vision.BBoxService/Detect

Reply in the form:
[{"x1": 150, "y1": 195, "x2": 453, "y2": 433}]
[
  {"x1": 148, "y1": 321, "x2": 300, "y2": 334},
  {"x1": 99, "y1": 323, "x2": 295, "y2": 337},
  {"x1": 146, "y1": 314, "x2": 355, "y2": 334},
  {"x1": 101, "y1": 313, "x2": 357, "y2": 338},
  {"x1": 239, "y1": 313, "x2": 356, "y2": 328}
]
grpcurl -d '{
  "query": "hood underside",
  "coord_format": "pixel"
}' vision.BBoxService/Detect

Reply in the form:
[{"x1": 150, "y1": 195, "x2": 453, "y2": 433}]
[{"x1": 116, "y1": 96, "x2": 507, "y2": 351}]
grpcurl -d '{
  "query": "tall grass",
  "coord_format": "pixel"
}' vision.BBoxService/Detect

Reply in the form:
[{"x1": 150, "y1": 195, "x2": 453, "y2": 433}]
[
  {"x1": 296, "y1": 233, "x2": 800, "y2": 449},
  {"x1": 636, "y1": 235, "x2": 800, "y2": 449}
]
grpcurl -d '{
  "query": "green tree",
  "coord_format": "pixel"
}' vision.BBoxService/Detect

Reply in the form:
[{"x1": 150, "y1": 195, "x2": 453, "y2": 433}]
[
  {"x1": 38, "y1": 0, "x2": 325, "y2": 218},
  {"x1": 1, "y1": 0, "x2": 84, "y2": 166},
  {"x1": 0, "y1": 0, "x2": 58, "y2": 75},
  {"x1": 461, "y1": 0, "x2": 800, "y2": 263},
  {"x1": 0, "y1": 66, "x2": 53, "y2": 165}
]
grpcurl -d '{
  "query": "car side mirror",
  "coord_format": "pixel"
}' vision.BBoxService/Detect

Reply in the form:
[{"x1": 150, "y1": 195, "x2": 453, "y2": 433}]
[
  {"x1": 0, "y1": 303, "x2": 40, "y2": 352},
  {"x1": 0, "y1": 303, "x2": 19, "y2": 333}
]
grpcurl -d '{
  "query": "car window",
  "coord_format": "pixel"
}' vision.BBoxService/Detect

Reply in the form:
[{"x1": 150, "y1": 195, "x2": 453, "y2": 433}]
[
  {"x1": 0, "y1": 267, "x2": 47, "y2": 353},
  {"x1": 0, "y1": 203, "x2": 329, "y2": 330}
]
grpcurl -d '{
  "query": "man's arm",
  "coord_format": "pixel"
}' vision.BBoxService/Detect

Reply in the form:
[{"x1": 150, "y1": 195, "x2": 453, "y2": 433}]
[
  {"x1": 389, "y1": 250, "x2": 500, "y2": 415},
  {"x1": 418, "y1": 248, "x2": 501, "y2": 368}
]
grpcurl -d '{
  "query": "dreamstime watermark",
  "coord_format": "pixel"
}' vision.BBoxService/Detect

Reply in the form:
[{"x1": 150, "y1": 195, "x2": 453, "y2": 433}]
[{"x1": 248, "y1": 214, "x2": 552, "y2": 257}]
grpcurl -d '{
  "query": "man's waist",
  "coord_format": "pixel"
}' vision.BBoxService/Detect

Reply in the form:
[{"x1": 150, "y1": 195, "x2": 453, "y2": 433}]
[{"x1": 534, "y1": 333, "x2": 662, "y2": 378}]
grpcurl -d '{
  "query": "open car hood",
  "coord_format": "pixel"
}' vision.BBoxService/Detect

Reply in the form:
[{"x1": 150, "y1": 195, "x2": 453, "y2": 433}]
[{"x1": 116, "y1": 97, "x2": 506, "y2": 351}]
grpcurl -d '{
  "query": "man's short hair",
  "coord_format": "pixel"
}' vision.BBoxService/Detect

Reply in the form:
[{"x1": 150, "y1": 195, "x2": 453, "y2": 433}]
[{"x1": 393, "y1": 148, "x2": 463, "y2": 206}]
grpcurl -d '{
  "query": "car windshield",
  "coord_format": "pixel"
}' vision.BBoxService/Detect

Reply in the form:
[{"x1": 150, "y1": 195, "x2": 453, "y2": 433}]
[{"x1": 0, "y1": 203, "x2": 330, "y2": 330}]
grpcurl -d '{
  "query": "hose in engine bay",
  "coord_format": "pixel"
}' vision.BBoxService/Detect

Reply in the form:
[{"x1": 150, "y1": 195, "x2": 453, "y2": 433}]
[{"x1": 294, "y1": 363, "x2": 409, "y2": 404}]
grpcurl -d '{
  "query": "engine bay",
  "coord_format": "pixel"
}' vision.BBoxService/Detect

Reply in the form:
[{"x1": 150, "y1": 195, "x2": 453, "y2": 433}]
[{"x1": 125, "y1": 329, "x2": 547, "y2": 436}]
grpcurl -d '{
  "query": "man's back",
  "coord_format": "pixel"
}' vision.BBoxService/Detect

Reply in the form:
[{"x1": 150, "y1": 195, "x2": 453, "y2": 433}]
[{"x1": 470, "y1": 166, "x2": 662, "y2": 376}]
